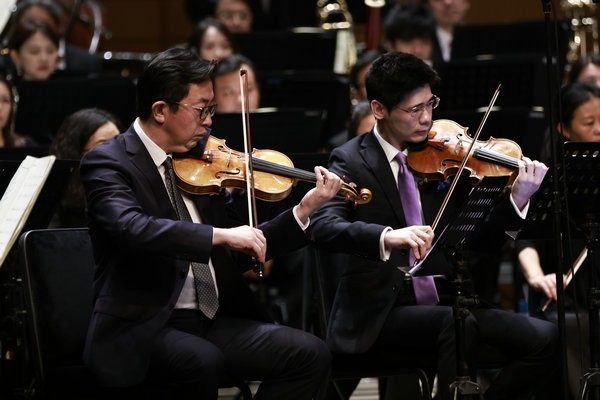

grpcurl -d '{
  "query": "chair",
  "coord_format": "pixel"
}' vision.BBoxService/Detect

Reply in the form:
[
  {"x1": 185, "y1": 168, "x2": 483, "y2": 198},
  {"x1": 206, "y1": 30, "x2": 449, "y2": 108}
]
[
  {"x1": 307, "y1": 245, "x2": 433, "y2": 400},
  {"x1": 17, "y1": 228, "x2": 252, "y2": 400}
]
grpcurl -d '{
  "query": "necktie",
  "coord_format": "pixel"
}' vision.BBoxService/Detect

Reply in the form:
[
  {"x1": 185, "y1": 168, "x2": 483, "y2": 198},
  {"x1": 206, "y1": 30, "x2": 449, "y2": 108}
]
[
  {"x1": 163, "y1": 157, "x2": 219, "y2": 318},
  {"x1": 395, "y1": 152, "x2": 438, "y2": 305}
]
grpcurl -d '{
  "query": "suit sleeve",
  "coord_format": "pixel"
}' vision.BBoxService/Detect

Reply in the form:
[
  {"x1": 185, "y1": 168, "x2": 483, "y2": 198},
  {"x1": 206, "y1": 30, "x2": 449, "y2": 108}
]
[
  {"x1": 80, "y1": 143, "x2": 214, "y2": 264},
  {"x1": 308, "y1": 146, "x2": 387, "y2": 260}
]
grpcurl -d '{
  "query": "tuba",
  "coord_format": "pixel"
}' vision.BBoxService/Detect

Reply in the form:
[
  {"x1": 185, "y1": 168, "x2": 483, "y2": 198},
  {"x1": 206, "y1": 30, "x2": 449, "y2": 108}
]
[{"x1": 561, "y1": 0, "x2": 598, "y2": 64}]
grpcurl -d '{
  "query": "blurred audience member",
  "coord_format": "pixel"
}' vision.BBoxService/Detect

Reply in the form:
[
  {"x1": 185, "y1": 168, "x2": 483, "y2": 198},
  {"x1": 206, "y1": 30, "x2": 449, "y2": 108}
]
[
  {"x1": 423, "y1": 0, "x2": 470, "y2": 62},
  {"x1": 9, "y1": 19, "x2": 59, "y2": 81},
  {"x1": 49, "y1": 108, "x2": 121, "y2": 227},
  {"x1": 0, "y1": 73, "x2": 32, "y2": 148},
  {"x1": 214, "y1": 0, "x2": 253, "y2": 34},
  {"x1": 11, "y1": 0, "x2": 103, "y2": 76},
  {"x1": 384, "y1": 3, "x2": 436, "y2": 63},
  {"x1": 188, "y1": 17, "x2": 235, "y2": 62},
  {"x1": 214, "y1": 53, "x2": 260, "y2": 112},
  {"x1": 567, "y1": 53, "x2": 600, "y2": 88}
]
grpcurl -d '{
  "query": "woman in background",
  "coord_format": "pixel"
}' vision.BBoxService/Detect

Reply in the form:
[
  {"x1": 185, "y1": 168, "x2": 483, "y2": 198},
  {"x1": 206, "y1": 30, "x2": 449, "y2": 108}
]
[
  {"x1": 9, "y1": 19, "x2": 59, "y2": 81},
  {"x1": 516, "y1": 81, "x2": 600, "y2": 399},
  {"x1": 0, "y1": 74, "x2": 32, "y2": 148},
  {"x1": 188, "y1": 17, "x2": 235, "y2": 62},
  {"x1": 49, "y1": 108, "x2": 121, "y2": 227}
]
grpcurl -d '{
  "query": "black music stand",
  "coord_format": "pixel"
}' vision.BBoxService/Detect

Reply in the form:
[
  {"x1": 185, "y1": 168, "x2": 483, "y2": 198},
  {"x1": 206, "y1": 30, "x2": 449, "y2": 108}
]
[
  {"x1": 557, "y1": 142, "x2": 600, "y2": 400},
  {"x1": 0, "y1": 159, "x2": 77, "y2": 397},
  {"x1": 440, "y1": 175, "x2": 510, "y2": 399}
]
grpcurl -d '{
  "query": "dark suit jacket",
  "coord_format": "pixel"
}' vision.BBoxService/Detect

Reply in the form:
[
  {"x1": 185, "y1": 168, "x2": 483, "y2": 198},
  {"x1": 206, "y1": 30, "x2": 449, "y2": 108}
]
[
  {"x1": 79, "y1": 126, "x2": 309, "y2": 387},
  {"x1": 310, "y1": 130, "x2": 522, "y2": 354}
]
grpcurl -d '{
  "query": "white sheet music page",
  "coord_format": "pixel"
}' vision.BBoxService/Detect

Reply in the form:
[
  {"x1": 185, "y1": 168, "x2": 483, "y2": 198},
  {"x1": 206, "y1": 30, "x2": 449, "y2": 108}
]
[{"x1": 0, "y1": 155, "x2": 55, "y2": 268}]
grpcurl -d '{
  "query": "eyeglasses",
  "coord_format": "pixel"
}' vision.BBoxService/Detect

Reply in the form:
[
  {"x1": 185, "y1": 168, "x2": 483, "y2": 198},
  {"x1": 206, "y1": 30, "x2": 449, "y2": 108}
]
[
  {"x1": 396, "y1": 95, "x2": 440, "y2": 118},
  {"x1": 175, "y1": 102, "x2": 217, "y2": 121}
]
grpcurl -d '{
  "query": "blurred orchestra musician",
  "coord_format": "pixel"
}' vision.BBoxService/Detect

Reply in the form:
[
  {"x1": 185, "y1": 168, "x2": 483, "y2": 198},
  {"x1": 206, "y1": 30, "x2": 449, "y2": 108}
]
[
  {"x1": 383, "y1": 2, "x2": 436, "y2": 64},
  {"x1": 214, "y1": 53, "x2": 260, "y2": 113},
  {"x1": 7, "y1": 0, "x2": 102, "y2": 77},
  {"x1": 422, "y1": 0, "x2": 470, "y2": 63},
  {"x1": 187, "y1": 17, "x2": 235, "y2": 62},
  {"x1": 516, "y1": 81, "x2": 600, "y2": 399}
]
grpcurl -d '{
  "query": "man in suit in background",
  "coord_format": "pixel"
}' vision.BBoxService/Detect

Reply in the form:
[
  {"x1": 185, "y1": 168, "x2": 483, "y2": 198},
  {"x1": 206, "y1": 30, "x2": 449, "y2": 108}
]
[
  {"x1": 422, "y1": 0, "x2": 470, "y2": 63},
  {"x1": 80, "y1": 47, "x2": 341, "y2": 399}
]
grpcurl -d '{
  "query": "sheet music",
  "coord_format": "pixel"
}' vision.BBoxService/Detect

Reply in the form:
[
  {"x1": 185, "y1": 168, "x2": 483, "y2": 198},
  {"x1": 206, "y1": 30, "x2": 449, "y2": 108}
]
[{"x1": 0, "y1": 155, "x2": 55, "y2": 267}]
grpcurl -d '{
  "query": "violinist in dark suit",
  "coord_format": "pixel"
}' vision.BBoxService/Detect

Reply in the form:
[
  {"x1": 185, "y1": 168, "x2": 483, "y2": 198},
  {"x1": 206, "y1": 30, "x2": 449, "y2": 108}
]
[
  {"x1": 79, "y1": 47, "x2": 342, "y2": 399},
  {"x1": 310, "y1": 52, "x2": 558, "y2": 400}
]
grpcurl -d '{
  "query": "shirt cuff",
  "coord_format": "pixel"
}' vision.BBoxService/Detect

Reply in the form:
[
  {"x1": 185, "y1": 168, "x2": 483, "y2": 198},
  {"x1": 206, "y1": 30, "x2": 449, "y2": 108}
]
[
  {"x1": 510, "y1": 194, "x2": 529, "y2": 219},
  {"x1": 292, "y1": 205, "x2": 309, "y2": 231},
  {"x1": 380, "y1": 226, "x2": 393, "y2": 261}
]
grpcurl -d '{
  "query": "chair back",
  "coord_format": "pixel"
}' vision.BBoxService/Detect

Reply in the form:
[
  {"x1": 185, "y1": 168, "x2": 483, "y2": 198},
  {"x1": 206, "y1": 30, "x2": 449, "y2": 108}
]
[{"x1": 18, "y1": 228, "x2": 96, "y2": 395}]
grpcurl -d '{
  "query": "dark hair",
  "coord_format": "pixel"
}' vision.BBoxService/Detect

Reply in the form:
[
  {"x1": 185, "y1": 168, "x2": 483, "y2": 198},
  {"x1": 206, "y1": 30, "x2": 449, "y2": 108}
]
[
  {"x1": 567, "y1": 53, "x2": 600, "y2": 84},
  {"x1": 14, "y1": 0, "x2": 62, "y2": 28},
  {"x1": 215, "y1": 53, "x2": 255, "y2": 76},
  {"x1": 49, "y1": 107, "x2": 121, "y2": 227},
  {"x1": 136, "y1": 47, "x2": 217, "y2": 120},
  {"x1": 187, "y1": 17, "x2": 236, "y2": 59},
  {"x1": 50, "y1": 108, "x2": 122, "y2": 159},
  {"x1": 8, "y1": 19, "x2": 60, "y2": 51},
  {"x1": 557, "y1": 81, "x2": 600, "y2": 127},
  {"x1": 350, "y1": 49, "x2": 381, "y2": 89},
  {"x1": 0, "y1": 74, "x2": 17, "y2": 147},
  {"x1": 365, "y1": 52, "x2": 440, "y2": 110},
  {"x1": 383, "y1": 3, "x2": 435, "y2": 43},
  {"x1": 348, "y1": 100, "x2": 373, "y2": 138}
]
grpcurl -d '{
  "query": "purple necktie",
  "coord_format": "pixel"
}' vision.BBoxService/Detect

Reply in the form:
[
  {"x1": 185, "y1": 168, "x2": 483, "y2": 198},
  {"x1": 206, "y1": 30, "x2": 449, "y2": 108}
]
[{"x1": 396, "y1": 152, "x2": 438, "y2": 305}]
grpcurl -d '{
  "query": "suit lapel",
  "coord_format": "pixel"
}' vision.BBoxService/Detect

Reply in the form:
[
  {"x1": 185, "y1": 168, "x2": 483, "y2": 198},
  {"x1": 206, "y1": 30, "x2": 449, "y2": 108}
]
[
  {"x1": 360, "y1": 132, "x2": 406, "y2": 226},
  {"x1": 122, "y1": 128, "x2": 175, "y2": 218}
]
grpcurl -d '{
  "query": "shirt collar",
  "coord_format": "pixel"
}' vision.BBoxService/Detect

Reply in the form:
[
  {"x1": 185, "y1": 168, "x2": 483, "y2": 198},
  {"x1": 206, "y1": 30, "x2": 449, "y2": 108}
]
[
  {"x1": 373, "y1": 123, "x2": 404, "y2": 164},
  {"x1": 133, "y1": 118, "x2": 168, "y2": 167}
]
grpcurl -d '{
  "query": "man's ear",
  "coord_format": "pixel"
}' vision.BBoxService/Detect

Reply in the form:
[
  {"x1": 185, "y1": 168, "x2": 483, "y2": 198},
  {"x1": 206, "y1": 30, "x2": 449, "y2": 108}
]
[
  {"x1": 371, "y1": 100, "x2": 386, "y2": 120},
  {"x1": 152, "y1": 101, "x2": 169, "y2": 124}
]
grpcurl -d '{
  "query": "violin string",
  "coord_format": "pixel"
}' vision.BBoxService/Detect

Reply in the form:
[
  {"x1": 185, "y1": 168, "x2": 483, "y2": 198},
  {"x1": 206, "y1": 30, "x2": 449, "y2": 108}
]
[
  {"x1": 473, "y1": 148, "x2": 520, "y2": 169},
  {"x1": 252, "y1": 158, "x2": 316, "y2": 181},
  {"x1": 251, "y1": 158, "x2": 361, "y2": 198}
]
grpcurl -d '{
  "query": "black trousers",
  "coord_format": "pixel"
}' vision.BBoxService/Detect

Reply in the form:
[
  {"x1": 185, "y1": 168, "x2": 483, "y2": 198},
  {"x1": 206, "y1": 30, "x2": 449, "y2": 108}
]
[
  {"x1": 147, "y1": 309, "x2": 331, "y2": 400},
  {"x1": 377, "y1": 305, "x2": 559, "y2": 400}
]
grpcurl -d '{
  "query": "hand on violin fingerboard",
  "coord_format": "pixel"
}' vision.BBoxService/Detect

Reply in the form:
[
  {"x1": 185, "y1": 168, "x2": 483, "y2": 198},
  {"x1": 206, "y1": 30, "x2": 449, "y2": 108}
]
[
  {"x1": 510, "y1": 157, "x2": 549, "y2": 211},
  {"x1": 296, "y1": 166, "x2": 343, "y2": 224}
]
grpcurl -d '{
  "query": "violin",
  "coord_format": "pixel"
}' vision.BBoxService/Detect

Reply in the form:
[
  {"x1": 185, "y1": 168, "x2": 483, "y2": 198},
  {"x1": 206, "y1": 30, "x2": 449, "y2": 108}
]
[
  {"x1": 172, "y1": 135, "x2": 372, "y2": 205},
  {"x1": 407, "y1": 119, "x2": 522, "y2": 183}
]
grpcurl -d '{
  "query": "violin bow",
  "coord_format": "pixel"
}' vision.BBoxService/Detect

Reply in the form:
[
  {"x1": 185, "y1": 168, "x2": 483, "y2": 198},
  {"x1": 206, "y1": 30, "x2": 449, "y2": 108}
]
[
  {"x1": 239, "y1": 68, "x2": 263, "y2": 277},
  {"x1": 541, "y1": 246, "x2": 588, "y2": 312},
  {"x1": 430, "y1": 84, "x2": 502, "y2": 231},
  {"x1": 411, "y1": 84, "x2": 502, "y2": 274}
]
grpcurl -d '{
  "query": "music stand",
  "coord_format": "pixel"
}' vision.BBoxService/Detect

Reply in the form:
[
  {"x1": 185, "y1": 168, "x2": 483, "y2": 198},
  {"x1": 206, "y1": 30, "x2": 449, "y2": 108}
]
[
  {"x1": 557, "y1": 142, "x2": 600, "y2": 400},
  {"x1": 0, "y1": 159, "x2": 77, "y2": 397},
  {"x1": 440, "y1": 175, "x2": 511, "y2": 399}
]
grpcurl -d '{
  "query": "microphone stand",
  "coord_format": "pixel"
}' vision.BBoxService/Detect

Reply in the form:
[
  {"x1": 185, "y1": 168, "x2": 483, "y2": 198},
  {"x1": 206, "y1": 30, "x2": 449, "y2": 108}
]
[{"x1": 540, "y1": 1, "x2": 569, "y2": 399}]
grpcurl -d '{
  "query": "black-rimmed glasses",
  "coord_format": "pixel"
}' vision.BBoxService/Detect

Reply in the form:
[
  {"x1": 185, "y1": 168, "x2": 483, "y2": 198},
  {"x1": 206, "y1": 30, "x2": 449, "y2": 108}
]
[
  {"x1": 396, "y1": 95, "x2": 440, "y2": 118},
  {"x1": 175, "y1": 102, "x2": 218, "y2": 120}
]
